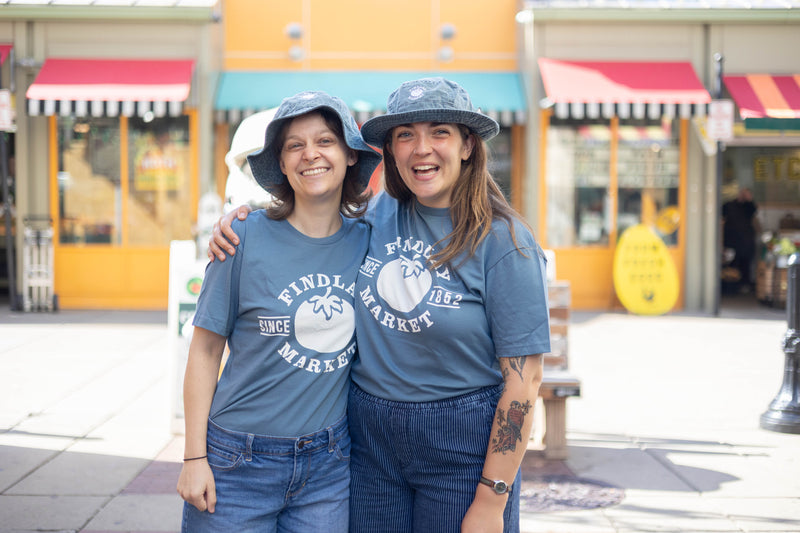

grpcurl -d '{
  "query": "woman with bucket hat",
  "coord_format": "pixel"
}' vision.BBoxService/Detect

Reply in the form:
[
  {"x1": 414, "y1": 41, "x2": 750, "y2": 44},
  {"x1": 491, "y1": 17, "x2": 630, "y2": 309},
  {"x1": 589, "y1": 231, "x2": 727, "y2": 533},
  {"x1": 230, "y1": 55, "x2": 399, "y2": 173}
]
[
  {"x1": 210, "y1": 77, "x2": 549, "y2": 532},
  {"x1": 178, "y1": 91, "x2": 381, "y2": 532}
]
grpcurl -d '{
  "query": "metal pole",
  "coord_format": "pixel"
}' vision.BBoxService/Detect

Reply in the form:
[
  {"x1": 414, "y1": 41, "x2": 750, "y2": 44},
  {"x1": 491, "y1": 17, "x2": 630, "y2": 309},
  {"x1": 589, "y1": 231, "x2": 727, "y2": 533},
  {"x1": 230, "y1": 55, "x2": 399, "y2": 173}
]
[
  {"x1": 761, "y1": 252, "x2": 800, "y2": 433},
  {"x1": 713, "y1": 53, "x2": 724, "y2": 316}
]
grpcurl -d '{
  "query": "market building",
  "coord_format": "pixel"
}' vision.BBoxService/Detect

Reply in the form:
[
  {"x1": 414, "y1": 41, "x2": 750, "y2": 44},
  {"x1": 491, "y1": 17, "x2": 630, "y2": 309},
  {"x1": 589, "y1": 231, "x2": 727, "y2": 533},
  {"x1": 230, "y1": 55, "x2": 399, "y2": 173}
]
[{"x1": 2, "y1": 0, "x2": 798, "y2": 314}]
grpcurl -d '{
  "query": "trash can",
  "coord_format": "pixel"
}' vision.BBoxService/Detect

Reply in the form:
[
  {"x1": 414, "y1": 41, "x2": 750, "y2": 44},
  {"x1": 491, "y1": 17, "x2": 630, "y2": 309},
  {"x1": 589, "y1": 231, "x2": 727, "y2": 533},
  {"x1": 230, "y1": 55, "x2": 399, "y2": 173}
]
[{"x1": 22, "y1": 216, "x2": 57, "y2": 312}]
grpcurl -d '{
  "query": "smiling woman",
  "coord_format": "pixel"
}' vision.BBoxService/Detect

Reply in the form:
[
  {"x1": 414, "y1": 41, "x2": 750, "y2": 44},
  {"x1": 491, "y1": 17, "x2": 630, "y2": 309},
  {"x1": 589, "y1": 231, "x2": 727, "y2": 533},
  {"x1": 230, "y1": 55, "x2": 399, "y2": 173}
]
[{"x1": 177, "y1": 91, "x2": 381, "y2": 532}]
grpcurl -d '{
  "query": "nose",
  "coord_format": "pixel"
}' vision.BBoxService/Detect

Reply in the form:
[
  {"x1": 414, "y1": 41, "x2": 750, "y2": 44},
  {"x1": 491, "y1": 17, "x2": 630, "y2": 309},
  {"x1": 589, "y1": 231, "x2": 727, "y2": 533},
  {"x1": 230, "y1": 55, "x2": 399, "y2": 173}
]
[
  {"x1": 412, "y1": 134, "x2": 432, "y2": 156},
  {"x1": 302, "y1": 145, "x2": 320, "y2": 161}
]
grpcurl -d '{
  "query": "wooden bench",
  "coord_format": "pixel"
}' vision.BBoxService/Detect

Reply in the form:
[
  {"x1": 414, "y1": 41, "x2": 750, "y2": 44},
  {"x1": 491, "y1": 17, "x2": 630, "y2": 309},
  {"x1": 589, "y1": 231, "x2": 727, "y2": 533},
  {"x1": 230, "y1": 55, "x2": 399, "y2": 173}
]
[{"x1": 535, "y1": 280, "x2": 581, "y2": 459}]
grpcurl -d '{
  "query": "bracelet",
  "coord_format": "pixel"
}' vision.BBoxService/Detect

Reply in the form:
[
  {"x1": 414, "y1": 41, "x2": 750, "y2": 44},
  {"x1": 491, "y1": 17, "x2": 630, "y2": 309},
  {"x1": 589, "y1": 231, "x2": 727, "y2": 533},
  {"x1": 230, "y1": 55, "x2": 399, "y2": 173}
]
[{"x1": 183, "y1": 455, "x2": 207, "y2": 462}]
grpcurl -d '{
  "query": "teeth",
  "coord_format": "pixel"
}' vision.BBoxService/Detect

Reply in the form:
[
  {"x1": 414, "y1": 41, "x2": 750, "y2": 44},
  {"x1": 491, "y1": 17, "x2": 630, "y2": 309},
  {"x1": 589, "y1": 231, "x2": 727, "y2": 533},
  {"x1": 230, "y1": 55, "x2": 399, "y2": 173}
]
[
  {"x1": 414, "y1": 165, "x2": 438, "y2": 172},
  {"x1": 302, "y1": 167, "x2": 329, "y2": 176}
]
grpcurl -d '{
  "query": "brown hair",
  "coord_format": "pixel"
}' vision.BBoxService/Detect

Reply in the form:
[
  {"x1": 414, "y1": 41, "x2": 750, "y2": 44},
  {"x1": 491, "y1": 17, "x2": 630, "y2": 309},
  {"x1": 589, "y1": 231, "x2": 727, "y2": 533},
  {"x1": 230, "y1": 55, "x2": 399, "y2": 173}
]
[
  {"x1": 266, "y1": 108, "x2": 371, "y2": 220},
  {"x1": 383, "y1": 125, "x2": 529, "y2": 269}
]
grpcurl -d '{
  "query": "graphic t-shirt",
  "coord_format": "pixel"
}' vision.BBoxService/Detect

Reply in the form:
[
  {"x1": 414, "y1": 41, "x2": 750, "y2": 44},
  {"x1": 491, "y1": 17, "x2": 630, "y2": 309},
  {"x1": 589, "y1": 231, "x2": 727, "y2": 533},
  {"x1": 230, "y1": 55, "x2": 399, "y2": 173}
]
[
  {"x1": 352, "y1": 193, "x2": 551, "y2": 402},
  {"x1": 194, "y1": 211, "x2": 369, "y2": 436}
]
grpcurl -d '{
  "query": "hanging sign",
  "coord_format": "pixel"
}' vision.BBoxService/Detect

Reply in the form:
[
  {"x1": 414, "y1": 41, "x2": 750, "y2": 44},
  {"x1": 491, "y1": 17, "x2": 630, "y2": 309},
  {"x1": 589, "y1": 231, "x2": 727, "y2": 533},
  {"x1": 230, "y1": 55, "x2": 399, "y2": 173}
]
[{"x1": 707, "y1": 99, "x2": 735, "y2": 142}]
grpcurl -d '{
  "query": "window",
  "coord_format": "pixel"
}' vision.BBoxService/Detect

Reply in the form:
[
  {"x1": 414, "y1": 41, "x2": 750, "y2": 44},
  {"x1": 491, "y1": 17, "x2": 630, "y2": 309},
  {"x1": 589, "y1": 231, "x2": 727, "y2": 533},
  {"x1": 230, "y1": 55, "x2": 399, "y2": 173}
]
[
  {"x1": 546, "y1": 121, "x2": 611, "y2": 247},
  {"x1": 57, "y1": 117, "x2": 121, "y2": 244},
  {"x1": 57, "y1": 115, "x2": 193, "y2": 247},
  {"x1": 487, "y1": 127, "x2": 512, "y2": 202},
  {"x1": 617, "y1": 118, "x2": 680, "y2": 245},
  {"x1": 127, "y1": 116, "x2": 193, "y2": 246}
]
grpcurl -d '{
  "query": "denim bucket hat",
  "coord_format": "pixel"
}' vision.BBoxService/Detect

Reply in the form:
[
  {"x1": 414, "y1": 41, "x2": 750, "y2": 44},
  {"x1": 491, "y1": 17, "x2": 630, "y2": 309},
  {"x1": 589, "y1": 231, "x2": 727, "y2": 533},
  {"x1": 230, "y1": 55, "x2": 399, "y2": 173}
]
[
  {"x1": 360, "y1": 77, "x2": 500, "y2": 146},
  {"x1": 247, "y1": 91, "x2": 382, "y2": 193}
]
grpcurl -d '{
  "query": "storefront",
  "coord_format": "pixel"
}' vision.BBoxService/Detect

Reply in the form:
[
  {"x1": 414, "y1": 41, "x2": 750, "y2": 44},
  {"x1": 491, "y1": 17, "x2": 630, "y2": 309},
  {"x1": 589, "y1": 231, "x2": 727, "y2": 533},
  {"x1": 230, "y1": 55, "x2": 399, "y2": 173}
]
[
  {"x1": 516, "y1": 5, "x2": 800, "y2": 312},
  {"x1": 720, "y1": 73, "x2": 800, "y2": 306},
  {"x1": 27, "y1": 58, "x2": 197, "y2": 308},
  {"x1": 1, "y1": 6, "x2": 219, "y2": 310},
  {"x1": 535, "y1": 58, "x2": 710, "y2": 309}
]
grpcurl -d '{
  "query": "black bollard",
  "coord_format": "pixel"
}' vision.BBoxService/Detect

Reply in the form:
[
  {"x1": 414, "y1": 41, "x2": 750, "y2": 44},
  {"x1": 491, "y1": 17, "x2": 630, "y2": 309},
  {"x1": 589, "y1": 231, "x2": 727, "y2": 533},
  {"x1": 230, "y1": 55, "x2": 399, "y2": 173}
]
[{"x1": 760, "y1": 252, "x2": 800, "y2": 433}]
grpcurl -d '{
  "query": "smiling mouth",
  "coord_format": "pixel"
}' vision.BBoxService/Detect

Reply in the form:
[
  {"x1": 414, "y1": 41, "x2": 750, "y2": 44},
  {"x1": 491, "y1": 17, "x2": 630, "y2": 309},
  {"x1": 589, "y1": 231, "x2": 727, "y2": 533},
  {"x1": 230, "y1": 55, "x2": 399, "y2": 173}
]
[
  {"x1": 413, "y1": 164, "x2": 439, "y2": 176},
  {"x1": 301, "y1": 167, "x2": 330, "y2": 177}
]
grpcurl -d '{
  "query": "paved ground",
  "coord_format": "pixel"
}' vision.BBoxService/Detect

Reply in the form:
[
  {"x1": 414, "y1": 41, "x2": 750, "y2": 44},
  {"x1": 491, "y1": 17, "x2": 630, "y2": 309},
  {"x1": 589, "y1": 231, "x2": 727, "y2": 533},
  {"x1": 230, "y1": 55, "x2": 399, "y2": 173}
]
[{"x1": 0, "y1": 294, "x2": 798, "y2": 532}]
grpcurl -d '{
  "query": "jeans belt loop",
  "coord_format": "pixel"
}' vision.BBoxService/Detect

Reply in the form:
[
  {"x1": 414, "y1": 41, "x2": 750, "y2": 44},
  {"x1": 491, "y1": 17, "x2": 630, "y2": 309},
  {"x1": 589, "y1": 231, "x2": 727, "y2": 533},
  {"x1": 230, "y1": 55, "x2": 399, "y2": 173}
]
[
  {"x1": 328, "y1": 425, "x2": 335, "y2": 453},
  {"x1": 245, "y1": 433, "x2": 254, "y2": 462}
]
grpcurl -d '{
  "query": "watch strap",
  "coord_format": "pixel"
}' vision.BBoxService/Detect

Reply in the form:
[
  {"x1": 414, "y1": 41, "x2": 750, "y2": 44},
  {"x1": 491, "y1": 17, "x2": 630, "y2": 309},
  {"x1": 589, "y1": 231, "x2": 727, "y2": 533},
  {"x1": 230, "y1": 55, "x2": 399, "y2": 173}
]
[{"x1": 479, "y1": 475, "x2": 509, "y2": 494}]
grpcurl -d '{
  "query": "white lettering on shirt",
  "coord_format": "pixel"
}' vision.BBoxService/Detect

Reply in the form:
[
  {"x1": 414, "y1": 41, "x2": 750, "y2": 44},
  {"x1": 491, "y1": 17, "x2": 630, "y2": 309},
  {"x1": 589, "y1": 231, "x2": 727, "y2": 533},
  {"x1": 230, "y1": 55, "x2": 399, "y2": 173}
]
[
  {"x1": 259, "y1": 316, "x2": 291, "y2": 336},
  {"x1": 277, "y1": 275, "x2": 353, "y2": 306},
  {"x1": 277, "y1": 341, "x2": 356, "y2": 373},
  {"x1": 359, "y1": 285, "x2": 435, "y2": 333}
]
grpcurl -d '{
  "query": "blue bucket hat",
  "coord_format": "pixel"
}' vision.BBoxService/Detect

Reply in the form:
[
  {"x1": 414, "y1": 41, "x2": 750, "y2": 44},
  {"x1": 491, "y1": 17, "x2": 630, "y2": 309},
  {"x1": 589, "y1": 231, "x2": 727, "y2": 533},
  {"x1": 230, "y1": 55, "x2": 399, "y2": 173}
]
[
  {"x1": 360, "y1": 77, "x2": 500, "y2": 146},
  {"x1": 247, "y1": 91, "x2": 382, "y2": 193}
]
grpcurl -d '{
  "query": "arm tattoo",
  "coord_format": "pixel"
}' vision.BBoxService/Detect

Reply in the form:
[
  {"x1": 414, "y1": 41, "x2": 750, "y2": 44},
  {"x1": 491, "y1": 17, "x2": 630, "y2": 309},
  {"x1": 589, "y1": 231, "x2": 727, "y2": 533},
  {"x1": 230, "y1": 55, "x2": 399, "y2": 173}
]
[
  {"x1": 506, "y1": 356, "x2": 526, "y2": 382},
  {"x1": 490, "y1": 399, "x2": 532, "y2": 454}
]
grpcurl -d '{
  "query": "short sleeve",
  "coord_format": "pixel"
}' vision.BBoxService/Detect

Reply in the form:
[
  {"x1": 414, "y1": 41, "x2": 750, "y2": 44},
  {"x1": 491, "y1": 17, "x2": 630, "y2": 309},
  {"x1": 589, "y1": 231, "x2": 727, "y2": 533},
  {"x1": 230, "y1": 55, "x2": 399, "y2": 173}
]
[
  {"x1": 485, "y1": 237, "x2": 551, "y2": 358},
  {"x1": 193, "y1": 219, "x2": 245, "y2": 337}
]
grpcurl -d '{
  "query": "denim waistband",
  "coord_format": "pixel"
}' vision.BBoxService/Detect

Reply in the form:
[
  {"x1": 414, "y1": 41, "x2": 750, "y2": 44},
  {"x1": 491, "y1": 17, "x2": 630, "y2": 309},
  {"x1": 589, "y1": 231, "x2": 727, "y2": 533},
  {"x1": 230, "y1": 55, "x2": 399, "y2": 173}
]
[
  {"x1": 350, "y1": 383, "x2": 503, "y2": 410},
  {"x1": 206, "y1": 415, "x2": 347, "y2": 456}
]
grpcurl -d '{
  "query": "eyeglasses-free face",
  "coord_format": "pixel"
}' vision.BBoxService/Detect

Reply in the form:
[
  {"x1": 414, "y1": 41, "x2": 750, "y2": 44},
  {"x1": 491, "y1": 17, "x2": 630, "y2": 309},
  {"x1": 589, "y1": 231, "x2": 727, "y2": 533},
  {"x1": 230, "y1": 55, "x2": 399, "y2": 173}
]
[{"x1": 387, "y1": 122, "x2": 474, "y2": 209}]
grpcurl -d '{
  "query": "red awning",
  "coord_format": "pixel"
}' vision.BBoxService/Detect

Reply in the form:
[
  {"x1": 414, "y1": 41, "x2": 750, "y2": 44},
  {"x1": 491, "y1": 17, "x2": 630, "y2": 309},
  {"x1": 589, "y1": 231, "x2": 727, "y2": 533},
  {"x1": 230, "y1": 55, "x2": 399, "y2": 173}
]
[
  {"x1": 26, "y1": 58, "x2": 195, "y2": 117},
  {"x1": 538, "y1": 58, "x2": 711, "y2": 120},
  {"x1": 723, "y1": 74, "x2": 800, "y2": 130}
]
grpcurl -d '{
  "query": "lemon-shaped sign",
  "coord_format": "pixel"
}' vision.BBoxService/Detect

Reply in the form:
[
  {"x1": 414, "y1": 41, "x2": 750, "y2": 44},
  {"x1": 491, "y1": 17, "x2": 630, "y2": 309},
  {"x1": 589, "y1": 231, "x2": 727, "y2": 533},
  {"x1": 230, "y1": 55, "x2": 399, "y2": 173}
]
[{"x1": 613, "y1": 224, "x2": 680, "y2": 316}]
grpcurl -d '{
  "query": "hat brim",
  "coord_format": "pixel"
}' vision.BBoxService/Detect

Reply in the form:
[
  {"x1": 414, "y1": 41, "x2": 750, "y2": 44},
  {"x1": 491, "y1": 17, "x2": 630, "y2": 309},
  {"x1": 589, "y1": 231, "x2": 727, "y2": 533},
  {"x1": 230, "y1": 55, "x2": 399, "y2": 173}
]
[
  {"x1": 247, "y1": 104, "x2": 382, "y2": 194},
  {"x1": 360, "y1": 108, "x2": 499, "y2": 146}
]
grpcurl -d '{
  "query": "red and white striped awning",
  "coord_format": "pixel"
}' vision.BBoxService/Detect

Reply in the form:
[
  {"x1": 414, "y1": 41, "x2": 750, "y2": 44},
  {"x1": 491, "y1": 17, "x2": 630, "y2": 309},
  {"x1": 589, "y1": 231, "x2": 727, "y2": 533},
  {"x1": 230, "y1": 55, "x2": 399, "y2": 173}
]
[
  {"x1": 538, "y1": 58, "x2": 711, "y2": 120},
  {"x1": 26, "y1": 58, "x2": 194, "y2": 118},
  {"x1": 724, "y1": 74, "x2": 800, "y2": 130}
]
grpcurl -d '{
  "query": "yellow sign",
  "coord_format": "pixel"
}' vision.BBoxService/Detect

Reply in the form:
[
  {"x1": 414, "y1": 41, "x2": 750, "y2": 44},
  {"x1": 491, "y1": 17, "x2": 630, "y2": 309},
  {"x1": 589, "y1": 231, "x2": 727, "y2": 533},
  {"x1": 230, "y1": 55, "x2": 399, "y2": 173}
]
[
  {"x1": 613, "y1": 224, "x2": 679, "y2": 316},
  {"x1": 655, "y1": 206, "x2": 680, "y2": 235}
]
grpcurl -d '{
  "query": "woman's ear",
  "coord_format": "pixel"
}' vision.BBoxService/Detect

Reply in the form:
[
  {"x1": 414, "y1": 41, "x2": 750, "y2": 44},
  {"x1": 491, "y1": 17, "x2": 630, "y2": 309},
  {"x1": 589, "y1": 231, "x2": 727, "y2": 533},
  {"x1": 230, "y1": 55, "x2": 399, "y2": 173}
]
[
  {"x1": 347, "y1": 149, "x2": 358, "y2": 167},
  {"x1": 461, "y1": 134, "x2": 476, "y2": 161}
]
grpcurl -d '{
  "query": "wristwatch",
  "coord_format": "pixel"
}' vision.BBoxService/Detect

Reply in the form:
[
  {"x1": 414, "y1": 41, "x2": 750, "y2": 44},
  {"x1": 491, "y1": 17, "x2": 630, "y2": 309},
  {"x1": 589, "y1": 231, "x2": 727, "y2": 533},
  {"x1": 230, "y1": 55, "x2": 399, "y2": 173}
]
[{"x1": 479, "y1": 475, "x2": 509, "y2": 495}]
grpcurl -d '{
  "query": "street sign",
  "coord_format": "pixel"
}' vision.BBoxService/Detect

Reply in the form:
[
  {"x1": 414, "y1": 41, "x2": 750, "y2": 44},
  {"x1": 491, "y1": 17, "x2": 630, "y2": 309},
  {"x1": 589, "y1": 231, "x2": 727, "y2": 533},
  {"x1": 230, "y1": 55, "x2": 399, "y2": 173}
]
[{"x1": 707, "y1": 99, "x2": 735, "y2": 142}]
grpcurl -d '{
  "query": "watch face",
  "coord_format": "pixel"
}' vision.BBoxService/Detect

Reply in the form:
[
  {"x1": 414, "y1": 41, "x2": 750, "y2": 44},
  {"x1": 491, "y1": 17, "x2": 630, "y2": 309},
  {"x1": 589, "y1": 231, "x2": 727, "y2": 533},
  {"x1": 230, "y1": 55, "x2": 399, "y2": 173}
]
[{"x1": 494, "y1": 481, "x2": 508, "y2": 494}]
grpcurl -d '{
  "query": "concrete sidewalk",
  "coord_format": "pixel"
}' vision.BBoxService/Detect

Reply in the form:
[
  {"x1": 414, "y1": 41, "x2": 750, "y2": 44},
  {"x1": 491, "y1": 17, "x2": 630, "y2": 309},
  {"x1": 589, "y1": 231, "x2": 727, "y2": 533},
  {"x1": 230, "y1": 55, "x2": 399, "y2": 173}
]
[{"x1": 0, "y1": 302, "x2": 798, "y2": 532}]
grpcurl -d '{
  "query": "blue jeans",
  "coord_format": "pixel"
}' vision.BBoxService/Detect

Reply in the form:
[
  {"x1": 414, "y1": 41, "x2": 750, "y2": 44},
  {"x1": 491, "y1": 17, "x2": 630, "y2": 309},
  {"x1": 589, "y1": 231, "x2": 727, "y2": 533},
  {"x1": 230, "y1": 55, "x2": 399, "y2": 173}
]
[
  {"x1": 182, "y1": 416, "x2": 350, "y2": 533},
  {"x1": 348, "y1": 384, "x2": 521, "y2": 533}
]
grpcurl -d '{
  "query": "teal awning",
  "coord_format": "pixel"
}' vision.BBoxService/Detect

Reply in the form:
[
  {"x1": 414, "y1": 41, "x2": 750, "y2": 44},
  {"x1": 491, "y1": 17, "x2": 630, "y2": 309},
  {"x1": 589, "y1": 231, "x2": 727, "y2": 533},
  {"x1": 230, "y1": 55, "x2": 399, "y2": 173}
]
[{"x1": 215, "y1": 71, "x2": 527, "y2": 126}]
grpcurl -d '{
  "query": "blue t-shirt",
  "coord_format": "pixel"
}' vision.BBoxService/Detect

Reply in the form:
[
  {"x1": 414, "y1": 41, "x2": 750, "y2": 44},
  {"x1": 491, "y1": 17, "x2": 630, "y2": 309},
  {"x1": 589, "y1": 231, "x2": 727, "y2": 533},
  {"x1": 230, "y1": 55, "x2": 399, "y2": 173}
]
[
  {"x1": 352, "y1": 193, "x2": 550, "y2": 402},
  {"x1": 194, "y1": 211, "x2": 369, "y2": 436}
]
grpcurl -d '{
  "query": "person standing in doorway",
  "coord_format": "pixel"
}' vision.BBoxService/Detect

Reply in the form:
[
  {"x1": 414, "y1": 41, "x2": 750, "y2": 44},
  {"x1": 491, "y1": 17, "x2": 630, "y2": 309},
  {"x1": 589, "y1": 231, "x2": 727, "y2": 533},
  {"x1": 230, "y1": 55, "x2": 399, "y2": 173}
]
[{"x1": 722, "y1": 187, "x2": 758, "y2": 293}]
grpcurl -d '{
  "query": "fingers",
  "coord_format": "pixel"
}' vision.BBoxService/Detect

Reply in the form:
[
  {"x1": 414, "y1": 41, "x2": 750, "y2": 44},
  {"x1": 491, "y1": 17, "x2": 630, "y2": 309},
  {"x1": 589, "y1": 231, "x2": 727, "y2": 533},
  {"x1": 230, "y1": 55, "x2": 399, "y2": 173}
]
[{"x1": 206, "y1": 483, "x2": 217, "y2": 514}]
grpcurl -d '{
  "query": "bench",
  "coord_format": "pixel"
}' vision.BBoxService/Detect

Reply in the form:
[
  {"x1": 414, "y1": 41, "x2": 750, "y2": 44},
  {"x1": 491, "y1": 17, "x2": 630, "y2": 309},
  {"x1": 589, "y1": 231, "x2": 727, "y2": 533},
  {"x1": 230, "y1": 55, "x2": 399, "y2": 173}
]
[{"x1": 535, "y1": 280, "x2": 581, "y2": 460}]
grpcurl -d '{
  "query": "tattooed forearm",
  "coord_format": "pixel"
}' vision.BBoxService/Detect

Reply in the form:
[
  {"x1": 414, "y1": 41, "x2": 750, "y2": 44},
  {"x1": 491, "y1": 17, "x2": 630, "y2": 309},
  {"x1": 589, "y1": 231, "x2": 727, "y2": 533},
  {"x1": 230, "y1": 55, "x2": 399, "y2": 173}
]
[
  {"x1": 506, "y1": 356, "x2": 526, "y2": 381},
  {"x1": 490, "y1": 399, "x2": 532, "y2": 454}
]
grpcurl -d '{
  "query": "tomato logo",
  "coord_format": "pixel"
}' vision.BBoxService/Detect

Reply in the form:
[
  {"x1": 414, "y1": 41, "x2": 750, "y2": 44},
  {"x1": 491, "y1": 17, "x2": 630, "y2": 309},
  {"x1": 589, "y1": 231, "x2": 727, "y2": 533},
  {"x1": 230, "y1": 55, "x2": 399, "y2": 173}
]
[
  {"x1": 377, "y1": 254, "x2": 432, "y2": 313},
  {"x1": 294, "y1": 287, "x2": 355, "y2": 353}
]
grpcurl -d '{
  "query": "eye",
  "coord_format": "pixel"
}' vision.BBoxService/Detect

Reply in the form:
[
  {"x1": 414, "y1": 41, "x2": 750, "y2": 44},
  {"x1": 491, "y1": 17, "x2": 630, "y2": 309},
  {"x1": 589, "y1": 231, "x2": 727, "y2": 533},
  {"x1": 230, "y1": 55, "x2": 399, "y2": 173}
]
[
  {"x1": 284, "y1": 141, "x2": 303, "y2": 151},
  {"x1": 394, "y1": 129, "x2": 412, "y2": 139},
  {"x1": 318, "y1": 137, "x2": 335, "y2": 145},
  {"x1": 433, "y1": 127, "x2": 451, "y2": 136}
]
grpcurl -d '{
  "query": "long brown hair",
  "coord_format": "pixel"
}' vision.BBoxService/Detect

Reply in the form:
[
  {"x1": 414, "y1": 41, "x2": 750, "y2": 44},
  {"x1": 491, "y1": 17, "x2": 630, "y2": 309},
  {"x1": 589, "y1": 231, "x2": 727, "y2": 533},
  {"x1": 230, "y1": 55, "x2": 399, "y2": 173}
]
[
  {"x1": 383, "y1": 125, "x2": 529, "y2": 269},
  {"x1": 266, "y1": 108, "x2": 371, "y2": 220}
]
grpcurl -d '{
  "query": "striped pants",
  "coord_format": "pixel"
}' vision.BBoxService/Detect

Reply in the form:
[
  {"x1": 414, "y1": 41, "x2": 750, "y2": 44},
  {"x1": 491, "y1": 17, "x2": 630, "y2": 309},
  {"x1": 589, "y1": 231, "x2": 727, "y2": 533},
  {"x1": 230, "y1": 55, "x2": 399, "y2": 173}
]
[{"x1": 348, "y1": 383, "x2": 521, "y2": 533}]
